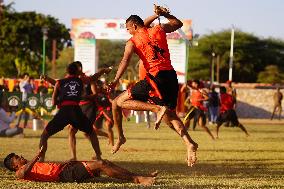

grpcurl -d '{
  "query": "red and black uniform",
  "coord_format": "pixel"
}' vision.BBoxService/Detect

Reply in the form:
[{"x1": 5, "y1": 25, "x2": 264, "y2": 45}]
[
  {"x1": 216, "y1": 93, "x2": 239, "y2": 126},
  {"x1": 80, "y1": 82, "x2": 97, "y2": 125},
  {"x1": 94, "y1": 91, "x2": 113, "y2": 128},
  {"x1": 186, "y1": 89, "x2": 207, "y2": 124},
  {"x1": 129, "y1": 25, "x2": 179, "y2": 110},
  {"x1": 17, "y1": 162, "x2": 97, "y2": 182},
  {"x1": 45, "y1": 76, "x2": 94, "y2": 136}
]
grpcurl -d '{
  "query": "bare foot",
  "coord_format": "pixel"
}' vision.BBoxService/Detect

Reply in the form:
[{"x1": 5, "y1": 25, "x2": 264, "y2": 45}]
[
  {"x1": 69, "y1": 157, "x2": 77, "y2": 161},
  {"x1": 154, "y1": 106, "x2": 167, "y2": 130},
  {"x1": 92, "y1": 154, "x2": 102, "y2": 160},
  {"x1": 187, "y1": 143, "x2": 198, "y2": 167},
  {"x1": 112, "y1": 137, "x2": 126, "y2": 154},
  {"x1": 135, "y1": 176, "x2": 155, "y2": 186},
  {"x1": 149, "y1": 170, "x2": 159, "y2": 177}
]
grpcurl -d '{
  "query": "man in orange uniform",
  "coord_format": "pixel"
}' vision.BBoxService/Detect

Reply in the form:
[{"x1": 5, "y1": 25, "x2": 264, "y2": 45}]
[
  {"x1": 3, "y1": 149, "x2": 157, "y2": 185},
  {"x1": 215, "y1": 86, "x2": 249, "y2": 138},
  {"x1": 109, "y1": 5, "x2": 198, "y2": 167},
  {"x1": 184, "y1": 80, "x2": 215, "y2": 139}
]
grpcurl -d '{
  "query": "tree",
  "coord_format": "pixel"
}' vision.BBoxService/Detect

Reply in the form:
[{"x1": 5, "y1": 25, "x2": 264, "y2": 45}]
[
  {"x1": 187, "y1": 30, "x2": 284, "y2": 83},
  {"x1": 0, "y1": 3, "x2": 70, "y2": 77},
  {"x1": 257, "y1": 65, "x2": 284, "y2": 84},
  {"x1": 97, "y1": 39, "x2": 139, "y2": 81}
]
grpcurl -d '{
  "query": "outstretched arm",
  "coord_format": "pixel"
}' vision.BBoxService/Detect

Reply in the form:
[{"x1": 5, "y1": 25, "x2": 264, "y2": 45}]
[
  {"x1": 15, "y1": 147, "x2": 44, "y2": 179},
  {"x1": 41, "y1": 75, "x2": 56, "y2": 86},
  {"x1": 109, "y1": 41, "x2": 134, "y2": 88},
  {"x1": 81, "y1": 67, "x2": 112, "y2": 84}
]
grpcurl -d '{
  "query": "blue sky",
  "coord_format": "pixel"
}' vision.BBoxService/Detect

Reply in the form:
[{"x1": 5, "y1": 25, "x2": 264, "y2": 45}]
[{"x1": 5, "y1": 0, "x2": 284, "y2": 40}]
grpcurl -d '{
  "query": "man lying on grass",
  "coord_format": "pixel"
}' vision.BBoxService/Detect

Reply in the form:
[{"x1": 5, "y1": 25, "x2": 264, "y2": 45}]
[{"x1": 3, "y1": 148, "x2": 157, "y2": 186}]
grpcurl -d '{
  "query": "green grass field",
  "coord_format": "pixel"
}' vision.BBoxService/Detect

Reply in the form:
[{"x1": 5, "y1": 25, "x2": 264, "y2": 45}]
[{"x1": 1, "y1": 121, "x2": 284, "y2": 189}]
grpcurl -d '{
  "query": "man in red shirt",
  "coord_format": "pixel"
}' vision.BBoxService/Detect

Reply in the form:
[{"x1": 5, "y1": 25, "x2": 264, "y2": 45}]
[
  {"x1": 108, "y1": 5, "x2": 198, "y2": 167},
  {"x1": 3, "y1": 149, "x2": 157, "y2": 186},
  {"x1": 215, "y1": 87, "x2": 249, "y2": 138}
]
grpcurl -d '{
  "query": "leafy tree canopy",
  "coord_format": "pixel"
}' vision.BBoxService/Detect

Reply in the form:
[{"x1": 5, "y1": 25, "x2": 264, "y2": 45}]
[
  {"x1": 0, "y1": 3, "x2": 70, "y2": 77},
  {"x1": 188, "y1": 29, "x2": 284, "y2": 83}
]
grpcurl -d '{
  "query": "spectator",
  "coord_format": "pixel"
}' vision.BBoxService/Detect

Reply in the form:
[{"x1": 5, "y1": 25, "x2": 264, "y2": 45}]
[
  {"x1": 0, "y1": 76, "x2": 8, "y2": 92},
  {"x1": 37, "y1": 80, "x2": 48, "y2": 95},
  {"x1": 208, "y1": 86, "x2": 219, "y2": 124},
  {"x1": 13, "y1": 80, "x2": 21, "y2": 92},
  {"x1": 17, "y1": 73, "x2": 35, "y2": 128},
  {"x1": 0, "y1": 98, "x2": 23, "y2": 137},
  {"x1": 271, "y1": 87, "x2": 283, "y2": 120}
]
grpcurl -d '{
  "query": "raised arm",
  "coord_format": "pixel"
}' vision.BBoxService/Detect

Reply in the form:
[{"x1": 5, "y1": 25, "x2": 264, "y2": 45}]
[
  {"x1": 153, "y1": 5, "x2": 183, "y2": 33},
  {"x1": 160, "y1": 12, "x2": 183, "y2": 33},
  {"x1": 144, "y1": 14, "x2": 159, "y2": 28}
]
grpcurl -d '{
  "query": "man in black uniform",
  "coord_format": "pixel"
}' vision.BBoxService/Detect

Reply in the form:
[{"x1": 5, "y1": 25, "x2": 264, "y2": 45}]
[
  {"x1": 39, "y1": 62, "x2": 102, "y2": 162},
  {"x1": 94, "y1": 80, "x2": 114, "y2": 146}
]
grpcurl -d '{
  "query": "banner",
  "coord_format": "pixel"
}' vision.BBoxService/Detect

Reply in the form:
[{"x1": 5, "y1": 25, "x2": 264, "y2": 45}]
[
  {"x1": 6, "y1": 92, "x2": 22, "y2": 111},
  {"x1": 74, "y1": 38, "x2": 97, "y2": 75},
  {"x1": 27, "y1": 94, "x2": 40, "y2": 110},
  {"x1": 168, "y1": 39, "x2": 187, "y2": 83},
  {"x1": 71, "y1": 19, "x2": 192, "y2": 40},
  {"x1": 42, "y1": 95, "x2": 55, "y2": 112}
]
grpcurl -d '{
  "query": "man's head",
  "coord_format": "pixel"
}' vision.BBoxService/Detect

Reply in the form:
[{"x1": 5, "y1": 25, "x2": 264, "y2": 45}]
[
  {"x1": 22, "y1": 73, "x2": 29, "y2": 80},
  {"x1": 4, "y1": 153, "x2": 28, "y2": 172},
  {"x1": 226, "y1": 80, "x2": 232, "y2": 87},
  {"x1": 66, "y1": 62, "x2": 79, "y2": 75},
  {"x1": 74, "y1": 61, "x2": 83, "y2": 74},
  {"x1": 126, "y1": 15, "x2": 144, "y2": 35},
  {"x1": 191, "y1": 79, "x2": 200, "y2": 89},
  {"x1": 220, "y1": 86, "x2": 227, "y2": 94}
]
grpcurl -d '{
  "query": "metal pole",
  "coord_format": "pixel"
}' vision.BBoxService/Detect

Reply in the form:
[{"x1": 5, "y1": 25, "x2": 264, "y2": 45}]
[
  {"x1": 211, "y1": 52, "x2": 215, "y2": 85},
  {"x1": 42, "y1": 36, "x2": 46, "y2": 75},
  {"x1": 229, "y1": 27, "x2": 234, "y2": 81},
  {"x1": 42, "y1": 27, "x2": 48, "y2": 75},
  {"x1": 51, "y1": 39, "x2": 56, "y2": 78},
  {"x1": 216, "y1": 54, "x2": 220, "y2": 83}
]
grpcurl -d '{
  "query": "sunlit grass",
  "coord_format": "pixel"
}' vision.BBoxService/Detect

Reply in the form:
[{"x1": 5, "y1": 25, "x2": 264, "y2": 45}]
[{"x1": 0, "y1": 120, "x2": 283, "y2": 188}]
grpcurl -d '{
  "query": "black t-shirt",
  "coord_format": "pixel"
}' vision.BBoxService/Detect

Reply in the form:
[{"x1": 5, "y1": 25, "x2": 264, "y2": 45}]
[{"x1": 58, "y1": 77, "x2": 83, "y2": 103}]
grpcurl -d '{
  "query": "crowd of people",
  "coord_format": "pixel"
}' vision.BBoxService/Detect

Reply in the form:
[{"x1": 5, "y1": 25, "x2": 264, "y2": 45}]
[
  {"x1": 1, "y1": 4, "x2": 283, "y2": 186},
  {"x1": 181, "y1": 79, "x2": 250, "y2": 139}
]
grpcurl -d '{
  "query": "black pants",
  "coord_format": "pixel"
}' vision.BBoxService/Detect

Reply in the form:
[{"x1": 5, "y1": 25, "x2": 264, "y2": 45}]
[{"x1": 45, "y1": 105, "x2": 93, "y2": 136}]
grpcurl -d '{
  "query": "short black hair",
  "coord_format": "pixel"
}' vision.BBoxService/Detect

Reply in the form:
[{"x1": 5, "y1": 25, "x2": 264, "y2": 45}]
[
  {"x1": 126, "y1": 15, "x2": 144, "y2": 27},
  {"x1": 193, "y1": 79, "x2": 200, "y2": 86},
  {"x1": 67, "y1": 62, "x2": 78, "y2": 75},
  {"x1": 220, "y1": 86, "x2": 227, "y2": 93},
  {"x1": 73, "y1": 61, "x2": 82, "y2": 69},
  {"x1": 4, "y1": 153, "x2": 16, "y2": 172}
]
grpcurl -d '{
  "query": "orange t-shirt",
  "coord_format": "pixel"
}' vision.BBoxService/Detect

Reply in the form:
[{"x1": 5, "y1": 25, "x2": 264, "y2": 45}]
[
  {"x1": 130, "y1": 25, "x2": 173, "y2": 76},
  {"x1": 138, "y1": 61, "x2": 147, "y2": 80},
  {"x1": 17, "y1": 162, "x2": 64, "y2": 182},
  {"x1": 190, "y1": 89, "x2": 205, "y2": 110}
]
